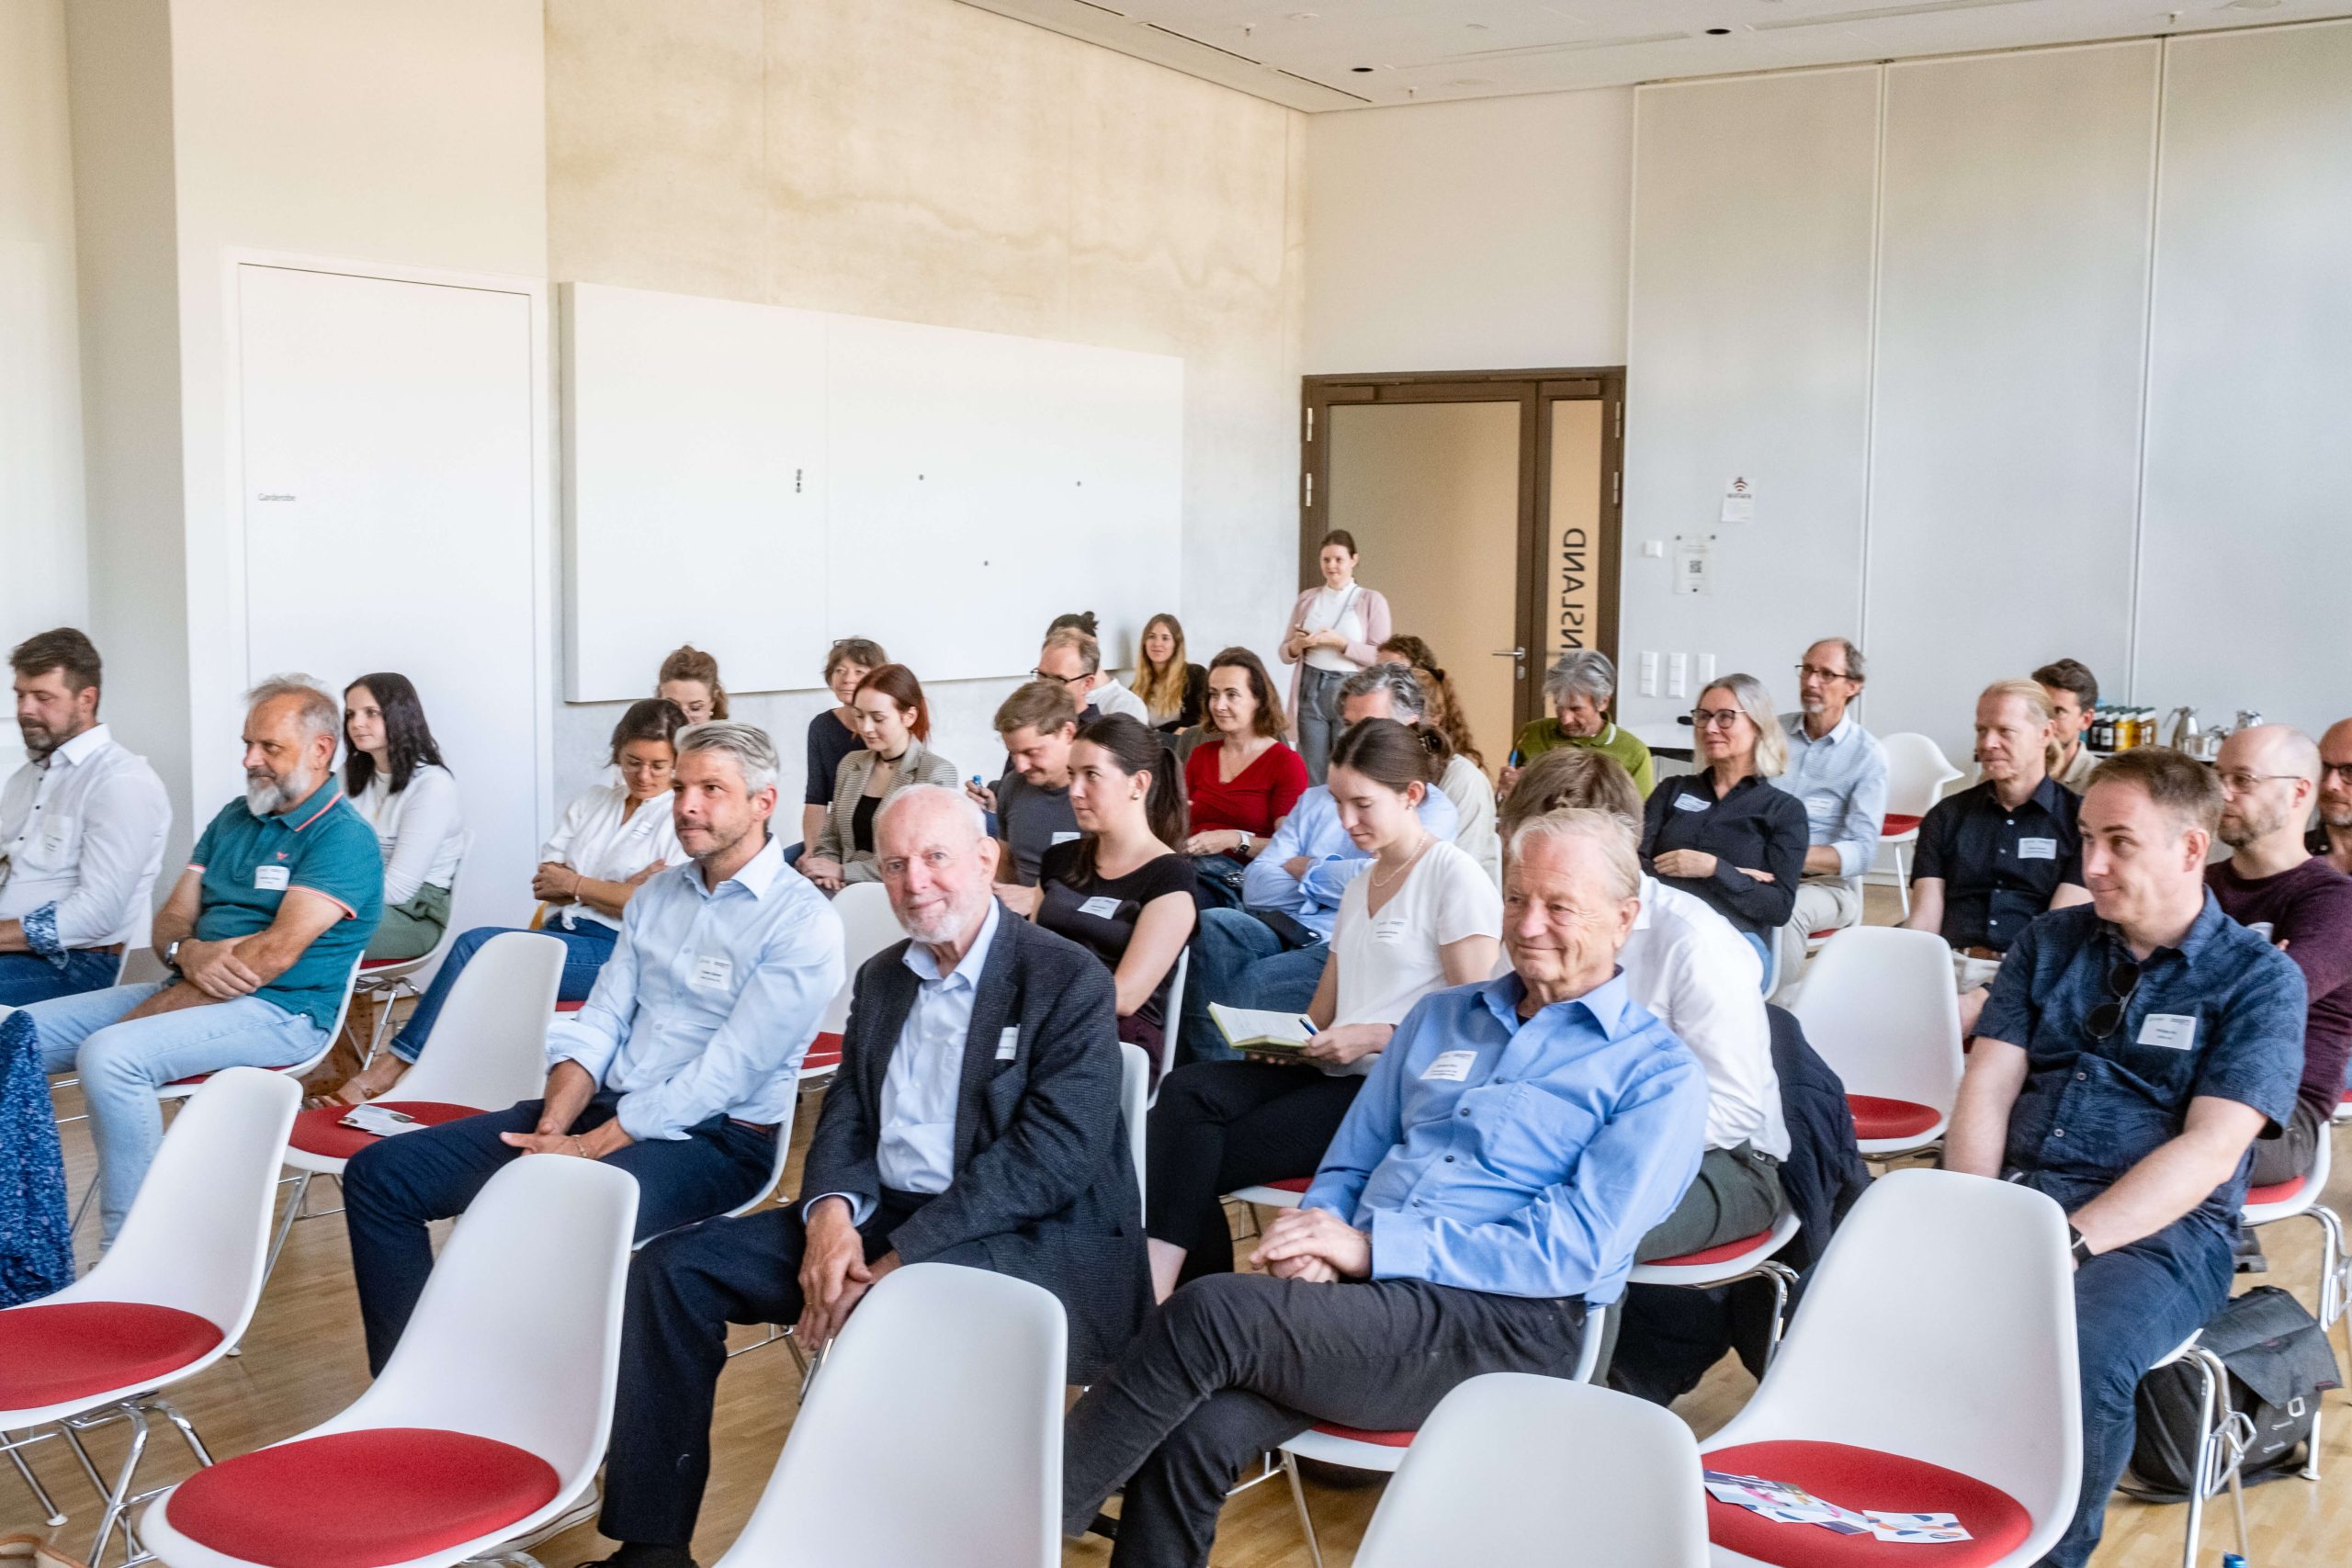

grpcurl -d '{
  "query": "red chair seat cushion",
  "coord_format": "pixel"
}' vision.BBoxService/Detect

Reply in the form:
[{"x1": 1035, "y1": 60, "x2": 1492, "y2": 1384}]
[
  {"x1": 1703, "y1": 1439, "x2": 2030, "y2": 1566},
  {"x1": 1849, "y1": 1095, "x2": 1942, "y2": 1141},
  {"x1": 289, "y1": 1101, "x2": 486, "y2": 1161},
  {"x1": 167, "y1": 1427, "x2": 561, "y2": 1568},
  {"x1": 1882, "y1": 814, "x2": 1923, "y2": 835},
  {"x1": 1306, "y1": 1421, "x2": 1416, "y2": 1449},
  {"x1": 801, "y1": 1031, "x2": 843, "y2": 1072},
  {"x1": 552, "y1": 998, "x2": 585, "y2": 1013},
  {"x1": 0, "y1": 1303, "x2": 224, "y2": 1410},
  {"x1": 359, "y1": 957, "x2": 404, "y2": 970},
  {"x1": 2246, "y1": 1176, "x2": 2306, "y2": 1206},
  {"x1": 1649, "y1": 1227, "x2": 1779, "y2": 1269},
  {"x1": 1266, "y1": 1176, "x2": 1312, "y2": 1194}
]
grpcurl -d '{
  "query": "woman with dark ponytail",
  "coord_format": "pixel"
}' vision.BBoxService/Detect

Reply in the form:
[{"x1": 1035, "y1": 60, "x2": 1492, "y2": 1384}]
[{"x1": 1035, "y1": 714, "x2": 1197, "y2": 1073}]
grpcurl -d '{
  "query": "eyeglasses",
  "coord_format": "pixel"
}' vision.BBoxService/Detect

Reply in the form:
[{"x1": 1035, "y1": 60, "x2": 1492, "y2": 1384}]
[
  {"x1": 1033, "y1": 667, "x2": 1089, "y2": 688},
  {"x1": 1794, "y1": 663, "x2": 1857, "y2": 684},
  {"x1": 1690, "y1": 708, "x2": 1745, "y2": 730},
  {"x1": 2323, "y1": 761, "x2": 2352, "y2": 784},
  {"x1": 2217, "y1": 770, "x2": 2300, "y2": 795},
  {"x1": 2086, "y1": 956, "x2": 2143, "y2": 1042}
]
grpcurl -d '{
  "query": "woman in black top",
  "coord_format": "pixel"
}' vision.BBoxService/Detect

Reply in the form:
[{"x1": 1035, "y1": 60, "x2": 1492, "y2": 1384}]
[
  {"x1": 1641, "y1": 672, "x2": 1808, "y2": 976},
  {"x1": 1035, "y1": 715, "x2": 1196, "y2": 1073},
  {"x1": 799, "y1": 637, "x2": 887, "y2": 860},
  {"x1": 1133, "y1": 614, "x2": 1209, "y2": 735}
]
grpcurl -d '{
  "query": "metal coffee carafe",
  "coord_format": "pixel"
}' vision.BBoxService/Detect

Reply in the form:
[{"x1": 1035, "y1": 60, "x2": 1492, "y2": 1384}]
[{"x1": 2166, "y1": 706, "x2": 2201, "y2": 751}]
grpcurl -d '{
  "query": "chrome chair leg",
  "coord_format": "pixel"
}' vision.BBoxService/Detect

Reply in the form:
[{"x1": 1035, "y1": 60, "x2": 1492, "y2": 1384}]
[
  {"x1": 1279, "y1": 1449, "x2": 1324, "y2": 1568},
  {"x1": 3, "y1": 1428, "x2": 68, "y2": 1528}
]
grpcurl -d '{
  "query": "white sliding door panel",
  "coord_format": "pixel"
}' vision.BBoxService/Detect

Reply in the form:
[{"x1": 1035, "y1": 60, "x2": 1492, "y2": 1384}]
[
  {"x1": 237, "y1": 264, "x2": 542, "y2": 953},
  {"x1": 563, "y1": 283, "x2": 828, "y2": 701},
  {"x1": 1866, "y1": 45, "x2": 2158, "y2": 757},
  {"x1": 2138, "y1": 23, "x2": 2352, "y2": 736},
  {"x1": 1622, "y1": 69, "x2": 1880, "y2": 733}
]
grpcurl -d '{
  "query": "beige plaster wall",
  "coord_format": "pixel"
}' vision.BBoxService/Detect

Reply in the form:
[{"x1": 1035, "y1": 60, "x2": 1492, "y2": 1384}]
[{"x1": 546, "y1": 0, "x2": 1307, "y2": 804}]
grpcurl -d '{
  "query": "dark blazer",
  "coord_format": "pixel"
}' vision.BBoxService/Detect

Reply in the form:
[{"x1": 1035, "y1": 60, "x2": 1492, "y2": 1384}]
[{"x1": 801, "y1": 901, "x2": 1149, "y2": 1381}]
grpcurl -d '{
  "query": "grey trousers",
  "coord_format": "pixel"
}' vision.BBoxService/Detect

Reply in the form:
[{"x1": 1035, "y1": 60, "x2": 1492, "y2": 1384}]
[
  {"x1": 1634, "y1": 1142, "x2": 1788, "y2": 1262},
  {"x1": 2248, "y1": 1098, "x2": 2327, "y2": 1189}
]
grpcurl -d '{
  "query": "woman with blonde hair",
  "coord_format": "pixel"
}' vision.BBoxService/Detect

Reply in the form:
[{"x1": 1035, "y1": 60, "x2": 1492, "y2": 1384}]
[
  {"x1": 1639, "y1": 672, "x2": 1807, "y2": 974},
  {"x1": 1133, "y1": 614, "x2": 1208, "y2": 735}
]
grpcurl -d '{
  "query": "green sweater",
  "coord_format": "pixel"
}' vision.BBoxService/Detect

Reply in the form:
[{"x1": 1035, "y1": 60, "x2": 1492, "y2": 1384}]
[{"x1": 1511, "y1": 717, "x2": 1657, "y2": 797}]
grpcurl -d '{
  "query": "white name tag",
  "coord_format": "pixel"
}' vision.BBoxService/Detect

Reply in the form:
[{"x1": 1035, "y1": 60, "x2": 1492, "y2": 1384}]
[
  {"x1": 1079, "y1": 895, "x2": 1123, "y2": 919},
  {"x1": 2137, "y1": 1013, "x2": 2198, "y2": 1051},
  {"x1": 2246, "y1": 920, "x2": 2277, "y2": 943},
  {"x1": 690, "y1": 953, "x2": 734, "y2": 991},
  {"x1": 254, "y1": 864, "x2": 290, "y2": 892},
  {"x1": 1050, "y1": 830, "x2": 1082, "y2": 846},
  {"x1": 2016, "y1": 837, "x2": 2058, "y2": 861},
  {"x1": 995, "y1": 1025, "x2": 1020, "y2": 1062},
  {"x1": 1806, "y1": 795, "x2": 1839, "y2": 816},
  {"x1": 1673, "y1": 793, "x2": 1711, "y2": 813},
  {"x1": 1420, "y1": 1048, "x2": 1478, "y2": 1083}
]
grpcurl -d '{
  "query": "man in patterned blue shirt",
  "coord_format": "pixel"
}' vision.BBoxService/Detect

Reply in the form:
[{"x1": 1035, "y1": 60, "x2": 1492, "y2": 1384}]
[
  {"x1": 1062, "y1": 807, "x2": 1708, "y2": 1568},
  {"x1": 1945, "y1": 748, "x2": 2303, "y2": 1568}
]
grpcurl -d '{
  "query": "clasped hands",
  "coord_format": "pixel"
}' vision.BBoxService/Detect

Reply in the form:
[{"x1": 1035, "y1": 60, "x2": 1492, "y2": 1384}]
[
  {"x1": 797, "y1": 1196, "x2": 901, "y2": 1345},
  {"x1": 1248, "y1": 1206, "x2": 1372, "y2": 1285}
]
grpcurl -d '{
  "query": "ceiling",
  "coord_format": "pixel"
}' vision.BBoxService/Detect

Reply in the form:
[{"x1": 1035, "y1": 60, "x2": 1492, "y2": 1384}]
[{"x1": 956, "y1": 0, "x2": 2352, "y2": 110}]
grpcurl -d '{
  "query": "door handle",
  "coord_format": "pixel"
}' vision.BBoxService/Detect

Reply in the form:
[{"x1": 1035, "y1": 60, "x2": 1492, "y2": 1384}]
[{"x1": 1490, "y1": 649, "x2": 1526, "y2": 659}]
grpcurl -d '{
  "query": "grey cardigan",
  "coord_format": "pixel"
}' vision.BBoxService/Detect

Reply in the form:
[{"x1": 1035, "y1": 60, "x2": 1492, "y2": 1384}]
[{"x1": 814, "y1": 738, "x2": 962, "y2": 880}]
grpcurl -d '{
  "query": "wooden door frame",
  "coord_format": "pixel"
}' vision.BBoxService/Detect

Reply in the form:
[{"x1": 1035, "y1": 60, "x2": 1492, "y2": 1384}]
[{"x1": 1302, "y1": 368, "x2": 1625, "y2": 735}]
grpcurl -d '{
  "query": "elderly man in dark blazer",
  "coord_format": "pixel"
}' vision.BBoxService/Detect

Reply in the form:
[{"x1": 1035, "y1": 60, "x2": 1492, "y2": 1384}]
[{"x1": 584, "y1": 783, "x2": 1146, "y2": 1568}]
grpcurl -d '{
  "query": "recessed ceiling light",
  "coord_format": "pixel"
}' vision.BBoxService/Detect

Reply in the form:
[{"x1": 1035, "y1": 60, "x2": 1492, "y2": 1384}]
[
  {"x1": 1351, "y1": 64, "x2": 1375, "y2": 71},
  {"x1": 1706, "y1": 25, "x2": 1733, "y2": 33}
]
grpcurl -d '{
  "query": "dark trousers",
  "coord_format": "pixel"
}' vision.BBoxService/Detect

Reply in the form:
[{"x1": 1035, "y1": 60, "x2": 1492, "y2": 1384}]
[
  {"x1": 2248, "y1": 1098, "x2": 2325, "y2": 1189},
  {"x1": 343, "y1": 1092, "x2": 774, "y2": 1374},
  {"x1": 600, "y1": 1191, "x2": 986, "y2": 1547},
  {"x1": 1064, "y1": 1272, "x2": 1588, "y2": 1568},
  {"x1": 1145, "y1": 1061, "x2": 1362, "y2": 1287},
  {"x1": 2048, "y1": 1216, "x2": 2233, "y2": 1567}
]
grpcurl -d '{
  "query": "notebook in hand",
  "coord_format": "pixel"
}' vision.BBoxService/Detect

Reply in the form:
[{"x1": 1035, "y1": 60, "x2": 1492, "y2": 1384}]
[{"x1": 1209, "y1": 1003, "x2": 1317, "y2": 1056}]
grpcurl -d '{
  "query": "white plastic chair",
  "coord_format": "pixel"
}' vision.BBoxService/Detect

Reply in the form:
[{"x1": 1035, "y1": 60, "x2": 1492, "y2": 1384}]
[
  {"x1": 1118, "y1": 1041, "x2": 1148, "y2": 1211},
  {"x1": 1351, "y1": 1372, "x2": 1709, "y2": 1568},
  {"x1": 1154, "y1": 949, "x2": 1191, "y2": 1098},
  {"x1": 262, "y1": 931, "x2": 567, "y2": 1284},
  {"x1": 711, "y1": 1263, "x2": 1065, "y2": 1568},
  {"x1": 1792, "y1": 926, "x2": 1964, "y2": 1158},
  {"x1": 1698, "y1": 1168, "x2": 2080, "y2": 1567},
  {"x1": 1876, "y1": 733, "x2": 1962, "y2": 918},
  {"x1": 0, "y1": 1068, "x2": 300, "y2": 1565},
  {"x1": 2146, "y1": 1331, "x2": 2250, "y2": 1568},
  {"x1": 2240, "y1": 1130, "x2": 2343, "y2": 1483},
  {"x1": 800, "y1": 882, "x2": 905, "y2": 1088},
  {"x1": 139, "y1": 1155, "x2": 639, "y2": 1568},
  {"x1": 1626, "y1": 1210, "x2": 1804, "y2": 1369},
  {"x1": 347, "y1": 850, "x2": 468, "y2": 1069}
]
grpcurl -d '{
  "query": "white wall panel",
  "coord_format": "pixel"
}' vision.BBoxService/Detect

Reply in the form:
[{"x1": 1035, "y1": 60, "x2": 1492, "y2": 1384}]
[
  {"x1": 1621, "y1": 68, "x2": 1880, "y2": 733},
  {"x1": 1865, "y1": 44, "x2": 2158, "y2": 756},
  {"x1": 2136, "y1": 22, "x2": 2352, "y2": 738}
]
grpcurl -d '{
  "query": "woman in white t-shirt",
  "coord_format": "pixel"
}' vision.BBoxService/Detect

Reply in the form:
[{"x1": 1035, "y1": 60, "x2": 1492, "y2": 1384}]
[
  {"x1": 343, "y1": 673, "x2": 466, "y2": 963},
  {"x1": 1141, "y1": 717, "x2": 1499, "y2": 1300},
  {"x1": 322, "y1": 697, "x2": 686, "y2": 1104},
  {"x1": 1278, "y1": 529, "x2": 1393, "y2": 784}
]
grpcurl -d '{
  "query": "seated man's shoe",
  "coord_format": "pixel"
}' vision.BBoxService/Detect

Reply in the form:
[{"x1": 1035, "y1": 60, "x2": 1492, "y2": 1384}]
[
  {"x1": 575, "y1": 1547, "x2": 698, "y2": 1568},
  {"x1": 2233, "y1": 1223, "x2": 2268, "y2": 1274}
]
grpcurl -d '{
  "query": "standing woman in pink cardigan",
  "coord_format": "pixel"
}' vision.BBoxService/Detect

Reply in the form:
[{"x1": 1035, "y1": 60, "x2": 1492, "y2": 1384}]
[{"x1": 1279, "y1": 528, "x2": 1393, "y2": 784}]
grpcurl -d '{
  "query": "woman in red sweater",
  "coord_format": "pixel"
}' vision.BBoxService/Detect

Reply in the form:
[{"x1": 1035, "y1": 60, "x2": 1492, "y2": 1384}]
[{"x1": 1182, "y1": 647, "x2": 1308, "y2": 908}]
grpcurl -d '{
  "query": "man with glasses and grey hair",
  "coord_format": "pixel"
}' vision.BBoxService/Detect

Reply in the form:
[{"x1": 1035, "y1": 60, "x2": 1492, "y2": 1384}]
[
  {"x1": 2312, "y1": 718, "x2": 2352, "y2": 877},
  {"x1": 343, "y1": 720, "x2": 845, "y2": 1377},
  {"x1": 1944, "y1": 748, "x2": 2303, "y2": 1567},
  {"x1": 14, "y1": 675, "x2": 382, "y2": 1244},
  {"x1": 1770, "y1": 637, "x2": 1887, "y2": 991},
  {"x1": 1505, "y1": 649, "x2": 1655, "y2": 798}
]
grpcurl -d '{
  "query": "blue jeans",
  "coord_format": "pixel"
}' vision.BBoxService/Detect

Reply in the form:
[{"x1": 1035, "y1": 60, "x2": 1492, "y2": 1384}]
[
  {"x1": 388, "y1": 919, "x2": 616, "y2": 1063},
  {"x1": 2050, "y1": 1213, "x2": 2233, "y2": 1566},
  {"x1": 28, "y1": 982, "x2": 325, "y2": 1243},
  {"x1": 1181, "y1": 908, "x2": 1330, "y2": 1066},
  {"x1": 0, "y1": 949, "x2": 123, "y2": 1008}
]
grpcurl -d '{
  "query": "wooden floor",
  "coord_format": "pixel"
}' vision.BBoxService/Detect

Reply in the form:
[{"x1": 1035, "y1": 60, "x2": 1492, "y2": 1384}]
[{"x1": 16, "y1": 897, "x2": 2352, "y2": 1565}]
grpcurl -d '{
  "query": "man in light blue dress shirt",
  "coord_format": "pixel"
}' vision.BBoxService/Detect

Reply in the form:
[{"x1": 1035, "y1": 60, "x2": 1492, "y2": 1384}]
[
  {"x1": 1064, "y1": 807, "x2": 1708, "y2": 1568},
  {"x1": 1770, "y1": 637, "x2": 1888, "y2": 988},
  {"x1": 344, "y1": 722, "x2": 844, "y2": 1375}
]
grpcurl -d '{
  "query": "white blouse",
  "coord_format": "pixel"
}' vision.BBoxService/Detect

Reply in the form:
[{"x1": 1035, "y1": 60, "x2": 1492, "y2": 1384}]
[
  {"x1": 1300, "y1": 585, "x2": 1367, "y2": 673},
  {"x1": 1327, "y1": 838, "x2": 1502, "y2": 1076},
  {"x1": 540, "y1": 780, "x2": 685, "y2": 931},
  {"x1": 352, "y1": 763, "x2": 465, "y2": 908},
  {"x1": 1439, "y1": 753, "x2": 1501, "y2": 886}
]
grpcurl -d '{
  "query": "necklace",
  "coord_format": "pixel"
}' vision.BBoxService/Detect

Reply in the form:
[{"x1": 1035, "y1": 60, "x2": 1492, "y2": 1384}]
[{"x1": 1370, "y1": 833, "x2": 1430, "y2": 892}]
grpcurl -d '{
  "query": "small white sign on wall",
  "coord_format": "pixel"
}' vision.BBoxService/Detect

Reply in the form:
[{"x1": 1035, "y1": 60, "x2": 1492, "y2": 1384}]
[
  {"x1": 1720, "y1": 476, "x2": 1756, "y2": 524},
  {"x1": 1674, "y1": 534, "x2": 1717, "y2": 596}
]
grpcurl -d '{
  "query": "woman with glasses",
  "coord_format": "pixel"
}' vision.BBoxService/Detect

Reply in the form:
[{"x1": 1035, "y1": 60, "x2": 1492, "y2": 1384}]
[
  {"x1": 1640, "y1": 673, "x2": 1808, "y2": 977},
  {"x1": 802, "y1": 663, "x2": 960, "y2": 891},
  {"x1": 1278, "y1": 529, "x2": 1392, "y2": 784},
  {"x1": 321, "y1": 697, "x2": 687, "y2": 1104},
  {"x1": 1502, "y1": 649, "x2": 1656, "y2": 799},
  {"x1": 654, "y1": 643, "x2": 728, "y2": 726},
  {"x1": 800, "y1": 637, "x2": 887, "y2": 859}
]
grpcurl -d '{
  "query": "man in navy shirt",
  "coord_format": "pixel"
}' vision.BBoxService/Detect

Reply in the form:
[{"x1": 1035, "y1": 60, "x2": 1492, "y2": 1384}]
[{"x1": 1945, "y1": 748, "x2": 2303, "y2": 1568}]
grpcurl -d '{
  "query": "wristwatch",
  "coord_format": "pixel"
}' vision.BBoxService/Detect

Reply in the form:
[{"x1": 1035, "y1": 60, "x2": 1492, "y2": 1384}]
[
  {"x1": 2067, "y1": 1224, "x2": 2093, "y2": 1267},
  {"x1": 1238, "y1": 830, "x2": 1253, "y2": 853},
  {"x1": 162, "y1": 937, "x2": 185, "y2": 974}
]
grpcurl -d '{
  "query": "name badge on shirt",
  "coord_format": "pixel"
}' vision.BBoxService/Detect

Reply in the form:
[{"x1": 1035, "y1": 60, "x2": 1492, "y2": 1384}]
[
  {"x1": 2017, "y1": 837, "x2": 2058, "y2": 861},
  {"x1": 690, "y1": 953, "x2": 734, "y2": 991},
  {"x1": 254, "y1": 864, "x2": 290, "y2": 892},
  {"x1": 1079, "y1": 895, "x2": 1122, "y2": 919},
  {"x1": 1050, "y1": 830, "x2": 1082, "y2": 846},
  {"x1": 1673, "y1": 793, "x2": 1711, "y2": 813},
  {"x1": 1420, "y1": 1048, "x2": 1478, "y2": 1083},
  {"x1": 995, "y1": 1025, "x2": 1020, "y2": 1062},
  {"x1": 2246, "y1": 920, "x2": 2277, "y2": 943},
  {"x1": 2137, "y1": 1013, "x2": 2198, "y2": 1051}
]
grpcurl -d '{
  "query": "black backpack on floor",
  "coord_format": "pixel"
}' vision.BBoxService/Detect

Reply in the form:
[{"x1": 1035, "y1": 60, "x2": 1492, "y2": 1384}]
[{"x1": 2124, "y1": 1284, "x2": 2341, "y2": 1501}]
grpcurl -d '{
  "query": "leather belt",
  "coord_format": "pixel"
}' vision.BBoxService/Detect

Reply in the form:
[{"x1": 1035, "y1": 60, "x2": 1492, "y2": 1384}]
[
  {"x1": 75, "y1": 942, "x2": 127, "y2": 956},
  {"x1": 1958, "y1": 944, "x2": 2005, "y2": 962},
  {"x1": 729, "y1": 1118, "x2": 779, "y2": 1136}
]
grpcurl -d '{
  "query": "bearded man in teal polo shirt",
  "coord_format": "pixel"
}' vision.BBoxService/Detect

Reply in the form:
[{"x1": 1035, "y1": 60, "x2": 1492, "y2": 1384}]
[{"x1": 21, "y1": 675, "x2": 382, "y2": 1243}]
